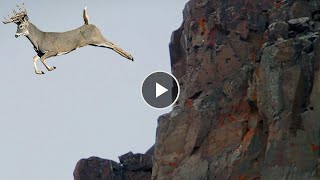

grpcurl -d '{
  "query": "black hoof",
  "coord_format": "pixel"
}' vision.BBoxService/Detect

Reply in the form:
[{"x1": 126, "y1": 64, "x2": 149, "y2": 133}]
[{"x1": 53, "y1": 66, "x2": 56, "y2": 69}]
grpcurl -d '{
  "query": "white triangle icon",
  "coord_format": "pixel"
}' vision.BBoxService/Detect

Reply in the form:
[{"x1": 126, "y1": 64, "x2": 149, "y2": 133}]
[{"x1": 156, "y1": 83, "x2": 168, "y2": 98}]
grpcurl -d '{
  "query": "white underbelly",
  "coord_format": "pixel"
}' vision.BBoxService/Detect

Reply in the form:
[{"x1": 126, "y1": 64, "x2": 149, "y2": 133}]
[{"x1": 57, "y1": 47, "x2": 79, "y2": 56}]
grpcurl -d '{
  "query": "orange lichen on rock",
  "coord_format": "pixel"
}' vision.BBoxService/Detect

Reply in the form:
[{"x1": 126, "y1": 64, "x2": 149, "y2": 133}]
[
  {"x1": 185, "y1": 99, "x2": 193, "y2": 108},
  {"x1": 218, "y1": 114, "x2": 237, "y2": 127},
  {"x1": 255, "y1": 66, "x2": 261, "y2": 79},
  {"x1": 216, "y1": 99, "x2": 253, "y2": 128},
  {"x1": 233, "y1": 100, "x2": 251, "y2": 114},
  {"x1": 250, "y1": 49, "x2": 257, "y2": 62},
  {"x1": 252, "y1": 87, "x2": 257, "y2": 102},
  {"x1": 310, "y1": 144, "x2": 320, "y2": 152},
  {"x1": 168, "y1": 162, "x2": 178, "y2": 168},
  {"x1": 243, "y1": 128, "x2": 254, "y2": 143},
  {"x1": 199, "y1": 18, "x2": 207, "y2": 34},
  {"x1": 208, "y1": 30, "x2": 215, "y2": 48},
  {"x1": 275, "y1": 0, "x2": 284, "y2": 10}
]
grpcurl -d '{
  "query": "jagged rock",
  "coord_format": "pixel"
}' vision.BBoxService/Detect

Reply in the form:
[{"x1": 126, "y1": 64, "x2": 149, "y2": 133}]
[
  {"x1": 73, "y1": 156, "x2": 151, "y2": 180},
  {"x1": 73, "y1": 157, "x2": 122, "y2": 180},
  {"x1": 122, "y1": 171, "x2": 151, "y2": 180},
  {"x1": 171, "y1": 151, "x2": 208, "y2": 180},
  {"x1": 289, "y1": 1, "x2": 311, "y2": 19},
  {"x1": 310, "y1": 21, "x2": 320, "y2": 32},
  {"x1": 145, "y1": 145, "x2": 155, "y2": 156},
  {"x1": 288, "y1": 17, "x2": 310, "y2": 35},
  {"x1": 298, "y1": 32, "x2": 320, "y2": 44},
  {"x1": 268, "y1": 21, "x2": 289, "y2": 42},
  {"x1": 119, "y1": 152, "x2": 152, "y2": 171},
  {"x1": 310, "y1": 0, "x2": 320, "y2": 13},
  {"x1": 288, "y1": 17, "x2": 310, "y2": 25}
]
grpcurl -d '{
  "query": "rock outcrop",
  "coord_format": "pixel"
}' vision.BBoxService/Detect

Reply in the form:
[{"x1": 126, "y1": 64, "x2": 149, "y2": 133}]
[
  {"x1": 73, "y1": 151, "x2": 153, "y2": 180},
  {"x1": 74, "y1": 0, "x2": 320, "y2": 179}
]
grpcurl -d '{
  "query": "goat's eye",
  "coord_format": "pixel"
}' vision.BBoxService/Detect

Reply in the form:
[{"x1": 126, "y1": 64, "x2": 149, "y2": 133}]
[{"x1": 19, "y1": 24, "x2": 23, "y2": 28}]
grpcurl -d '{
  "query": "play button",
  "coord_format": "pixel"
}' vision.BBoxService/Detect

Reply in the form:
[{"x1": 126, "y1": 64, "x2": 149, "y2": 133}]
[
  {"x1": 156, "y1": 83, "x2": 168, "y2": 98},
  {"x1": 142, "y1": 71, "x2": 180, "y2": 109}
]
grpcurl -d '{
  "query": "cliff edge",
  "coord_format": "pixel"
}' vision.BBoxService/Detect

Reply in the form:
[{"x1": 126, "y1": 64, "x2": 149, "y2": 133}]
[{"x1": 74, "y1": 0, "x2": 320, "y2": 179}]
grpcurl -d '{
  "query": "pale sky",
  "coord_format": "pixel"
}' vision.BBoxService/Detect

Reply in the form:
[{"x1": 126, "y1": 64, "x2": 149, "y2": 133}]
[{"x1": 0, "y1": 0, "x2": 187, "y2": 179}]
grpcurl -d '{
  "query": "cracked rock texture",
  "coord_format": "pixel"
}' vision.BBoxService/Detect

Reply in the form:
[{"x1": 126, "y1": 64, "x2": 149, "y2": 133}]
[
  {"x1": 153, "y1": 0, "x2": 320, "y2": 179},
  {"x1": 74, "y1": 0, "x2": 320, "y2": 179}
]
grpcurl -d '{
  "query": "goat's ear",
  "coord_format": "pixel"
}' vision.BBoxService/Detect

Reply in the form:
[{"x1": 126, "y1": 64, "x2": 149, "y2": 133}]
[{"x1": 23, "y1": 15, "x2": 28, "y2": 22}]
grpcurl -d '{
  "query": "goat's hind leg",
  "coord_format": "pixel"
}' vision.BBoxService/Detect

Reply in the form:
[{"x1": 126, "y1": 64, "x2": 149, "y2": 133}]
[
  {"x1": 40, "y1": 52, "x2": 57, "y2": 71},
  {"x1": 33, "y1": 55, "x2": 44, "y2": 74},
  {"x1": 93, "y1": 39, "x2": 134, "y2": 61}
]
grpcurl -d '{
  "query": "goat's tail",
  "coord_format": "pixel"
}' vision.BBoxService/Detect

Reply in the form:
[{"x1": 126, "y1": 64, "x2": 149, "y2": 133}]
[{"x1": 83, "y1": 7, "x2": 89, "y2": 25}]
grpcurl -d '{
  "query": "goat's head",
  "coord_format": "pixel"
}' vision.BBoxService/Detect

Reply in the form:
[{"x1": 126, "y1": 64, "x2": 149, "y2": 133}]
[{"x1": 3, "y1": 4, "x2": 30, "y2": 38}]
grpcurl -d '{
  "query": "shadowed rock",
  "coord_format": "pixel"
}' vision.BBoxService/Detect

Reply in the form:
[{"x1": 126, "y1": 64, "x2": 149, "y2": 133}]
[
  {"x1": 74, "y1": 154, "x2": 152, "y2": 180},
  {"x1": 119, "y1": 152, "x2": 153, "y2": 171}
]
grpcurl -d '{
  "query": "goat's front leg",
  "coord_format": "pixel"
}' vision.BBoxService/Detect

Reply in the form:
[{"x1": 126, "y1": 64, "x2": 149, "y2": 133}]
[
  {"x1": 40, "y1": 52, "x2": 57, "y2": 71},
  {"x1": 33, "y1": 55, "x2": 44, "y2": 74}
]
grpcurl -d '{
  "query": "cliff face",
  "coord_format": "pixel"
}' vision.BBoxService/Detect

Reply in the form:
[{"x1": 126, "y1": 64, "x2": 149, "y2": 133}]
[
  {"x1": 74, "y1": 0, "x2": 320, "y2": 179},
  {"x1": 153, "y1": 0, "x2": 320, "y2": 179}
]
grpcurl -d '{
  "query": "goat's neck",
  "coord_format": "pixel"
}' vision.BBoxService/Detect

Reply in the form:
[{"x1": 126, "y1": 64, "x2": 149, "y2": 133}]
[{"x1": 26, "y1": 22, "x2": 44, "y2": 51}]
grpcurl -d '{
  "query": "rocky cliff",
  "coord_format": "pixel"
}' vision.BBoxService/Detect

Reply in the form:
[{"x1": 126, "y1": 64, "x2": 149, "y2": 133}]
[{"x1": 74, "y1": 0, "x2": 320, "y2": 179}]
